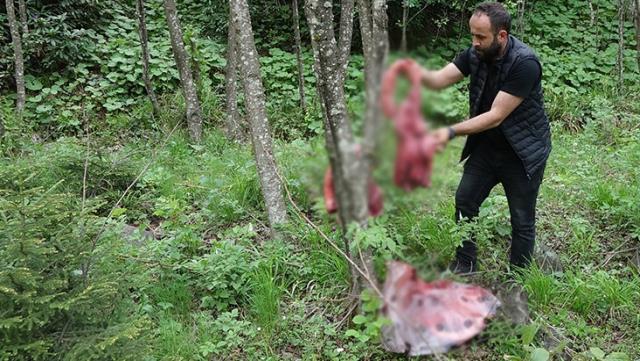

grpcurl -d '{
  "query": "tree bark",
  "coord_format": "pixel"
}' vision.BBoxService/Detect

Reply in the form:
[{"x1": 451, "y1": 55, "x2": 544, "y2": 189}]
[
  {"x1": 229, "y1": 0, "x2": 288, "y2": 232},
  {"x1": 189, "y1": 37, "x2": 202, "y2": 89},
  {"x1": 136, "y1": 0, "x2": 161, "y2": 116},
  {"x1": 589, "y1": 0, "x2": 597, "y2": 27},
  {"x1": 6, "y1": 0, "x2": 26, "y2": 113},
  {"x1": 516, "y1": 0, "x2": 526, "y2": 36},
  {"x1": 224, "y1": 17, "x2": 244, "y2": 142},
  {"x1": 337, "y1": 0, "x2": 356, "y2": 83},
  {"x1": 617, "y1": 0, "x2": 626, "y2": 93},
  {"x1": 305, "y1": 0, "x2": 374, "y2": 293},
  {"x1": 292, "y1": 0, "x2": 307, "y2": 114},
  {"x1": 0, "y1": 110, "x2": 4, "y2": 138},
  {"x1": 634, "y1": 0, "x2": 640, "y2": 71},
  {"x1": 163, "y1": 0, "x2": 203, "y2": 142},
  {"x1": 358, "y1": 0, "x2": 389, "y2": 169},
  {"x1": 18, "y1": 0, "x2": 27, "y2": 35},
  {"x1": 400, "y1": 0, "x2": 408, "y2": 53}
]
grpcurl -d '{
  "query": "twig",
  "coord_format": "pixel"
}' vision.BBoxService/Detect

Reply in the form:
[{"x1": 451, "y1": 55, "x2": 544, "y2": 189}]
[
  {"x1": 274, "y1": 166, "x2": 383, "y2": 297},
  {"x1": 336, "y1": 299, "x2": 359, "y2": 329},
  {"x1": 599, "y1": 245, "x2": 640, "y2": 268},
  {"x1": 406, "y1": 1, "x2": 430, "y2": 26},
  {"x1": 357, "y1": 245, "x2": 374, "y2": 287}
]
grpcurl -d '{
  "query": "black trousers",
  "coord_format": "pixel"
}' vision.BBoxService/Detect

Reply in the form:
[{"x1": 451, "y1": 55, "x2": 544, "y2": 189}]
[{"x1": 454, "y1": 143, "x2": 545, "y2": 268}]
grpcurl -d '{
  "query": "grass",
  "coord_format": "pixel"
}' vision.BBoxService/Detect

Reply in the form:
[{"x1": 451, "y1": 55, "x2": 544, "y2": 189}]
[{"x1": 2, "y1": 82, "x2": 640, "y2": 361}]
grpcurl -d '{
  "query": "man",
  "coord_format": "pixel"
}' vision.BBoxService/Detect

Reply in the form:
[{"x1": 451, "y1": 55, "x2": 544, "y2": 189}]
[{"x1": 419, "y1": 2, "x2": 552, "y2": 274}]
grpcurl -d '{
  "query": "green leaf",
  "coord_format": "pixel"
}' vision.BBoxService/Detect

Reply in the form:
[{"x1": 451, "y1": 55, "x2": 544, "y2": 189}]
[
  {"x1": 25, "y1": 75, "x2": 43, "y2": 91},
  {"x1": 590, "y1": 347, "x2": 606, "y2": 360},
  {"x1": 111, "y1": 208, "x2": 127, "y2": 217},
  {"x1": 345, "y1": 329, "x2": 360, "y2": 338},
  {"x1": 521, "y1": 323, "x2": 540, "y2": 345},
  {"x1": 352, "y1": 315, "x2": 367, "y2": 325},
  {"x1": 604, "y1": 353, "x2": 629, "y2": 361},
  {"x1": 530, "y1": 348, "x2": 549, "y2": 361},
  {"x1": 36, "y1": 104, "x2": 53, "y2": 113},
  {"x1": 29, "y1": 95, "x2": 43, "y2": 103}
]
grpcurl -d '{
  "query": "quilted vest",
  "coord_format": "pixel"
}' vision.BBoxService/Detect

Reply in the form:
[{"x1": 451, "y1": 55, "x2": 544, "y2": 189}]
[{"x1": 461, "y1": 35, "x2": 551, "y2": 178}]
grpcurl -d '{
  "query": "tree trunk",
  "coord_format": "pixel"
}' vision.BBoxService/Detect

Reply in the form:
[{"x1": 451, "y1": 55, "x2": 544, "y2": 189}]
[
  {"x1": 356, "y1": 0, "x2": 388, "y2": 293},
  {"x1": 516, "y1": 0, "x2": 526, "y2": 36},
  {"x1": 617, "y1": 0, "x2": 626, "y2": 93},
  {"x1": 400, "y1": 0, "x2": 408, "y2": 53},
  {"x1": 18, "y1": 0, "x2": 27, "y2": 35},
  {"x1": 189, "y1": 37, "x2": 201, "y2": 90},
  {"x1": 304, "y1": 0, "x2": 374, "y2": 293},
  {"x1": 6, "y1": 0, "x2": 26, "y2": 113},
  {"x1": 0, "y1": 111, "x2": 4, "y2": 138},
  {"x1": 224, "y1": 17, "x2": 244, "y2": 142},
  {"x1": 634, "y1": 0, "x2": 640, "y2": 71},
  {"x1": 163, "y1": 0, "x2": 203, "y2": 142},
  {"x1": 229, "y1": 0, "x2": 288, "y2": 232},
  {"x1": 136, "y1": 0, "x2": 161, "y2": 116},
  {"x1": 358, "y1": 0, "x2": 389, "y2": 169},
  {"x1": 292, "y1": 0, "x2": 307, "y2": 114},
  {"x1": 337, "y1": 0, "x2": 356, "y2": 83}
]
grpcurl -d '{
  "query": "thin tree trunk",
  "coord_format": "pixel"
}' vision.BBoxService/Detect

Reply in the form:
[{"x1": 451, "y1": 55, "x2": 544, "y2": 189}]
[
  {"x1": 305, "y1": 0, "x2": 364, "y2": 227},
  {"x1": 617, "y1": 0, "x2": 626, "y2": 93},
  {"x1": 0, "y1": 111, "x2": 4, "y2": 138},
  {"x1": 189, "y1": 37, "x2": 201, "y2": 89},
  {"x1": 516, "y1": 0, "x2": 526, "y2": 36},
  {"x1": 358, "y1": 0, "x2": 389, "y2": 169},
  {"x1": 305, "y1": 0, "x2": 373, "y2": 294},
  {"x1": 163, "y1": 0, "x2": 203, "y2": 142},
  {"x1": 292, "y1": 0, "x2": 307, "y2": 113},
  {"x1": 337, "y1": 0, "x2": 356, "y2": 83},
  {"x1": 6, "y1": 0, "x2": 26, "y2": 113},
  {"x1": 229, "y1": 0, "x2": 288, "y2": 232},
  {"x1": 634, "y1": 0, "x2": 640, "y2": 70},
  {"x1": 18, "y1": 0, "x2": 27, "y2": 35},
  {"x1": 357, "y1": 0, "x2": 388, "y2": 293},
  {"x1": 136, "y1": 0, "x2": 161, "y2": 116},
  {"x1": 327, "y1": 0, "x2": 355, "y2": 167},
  {"x1": 224, "y1": 17, "x2": 244, "y2": 142},
  {"x1": 400, "y1": 0, "x2": 408, "y2": 52}
]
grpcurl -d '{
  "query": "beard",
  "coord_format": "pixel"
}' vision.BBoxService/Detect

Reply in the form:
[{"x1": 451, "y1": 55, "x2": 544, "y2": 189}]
[{"x1": 475, "y1": 38, "x2": 501, "y2": 62}]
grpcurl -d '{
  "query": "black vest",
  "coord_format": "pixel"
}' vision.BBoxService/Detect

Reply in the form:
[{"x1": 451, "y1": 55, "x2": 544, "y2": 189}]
[{"x1": 461, "y1": 35, "x2": 551, "y2": 178}]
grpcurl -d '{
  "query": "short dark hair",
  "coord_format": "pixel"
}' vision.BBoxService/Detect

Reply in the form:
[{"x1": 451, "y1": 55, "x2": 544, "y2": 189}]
[{"x1": 473, "y1": 2, "x2": 511, "y2": 34}]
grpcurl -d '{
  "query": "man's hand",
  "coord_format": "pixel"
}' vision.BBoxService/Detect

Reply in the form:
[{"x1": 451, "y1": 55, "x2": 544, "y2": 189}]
[{"x1": 432, "y1": 127, "x2": 452, "y2": 152}]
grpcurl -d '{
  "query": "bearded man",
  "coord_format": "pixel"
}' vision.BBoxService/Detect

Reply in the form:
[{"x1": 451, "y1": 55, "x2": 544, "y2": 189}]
[{"x1": 418, "y1": 2, "x2": 552, "y2": 274}]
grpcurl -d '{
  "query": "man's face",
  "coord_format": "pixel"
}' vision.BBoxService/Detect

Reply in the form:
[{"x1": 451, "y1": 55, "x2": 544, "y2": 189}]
[{"x1": 469, "y1": 13, "x2": 506, "y2": 62}]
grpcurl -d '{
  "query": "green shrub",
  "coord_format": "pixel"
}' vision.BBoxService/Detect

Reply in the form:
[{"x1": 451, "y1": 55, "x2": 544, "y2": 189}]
[{"x1": 0, "y1": 184, "x2": 148, "y2": 360}]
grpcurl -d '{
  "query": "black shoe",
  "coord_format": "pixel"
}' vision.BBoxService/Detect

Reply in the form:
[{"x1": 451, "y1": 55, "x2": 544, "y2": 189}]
[{"x1": 448, "y1": 258, "x2": 478, "y2": 275}]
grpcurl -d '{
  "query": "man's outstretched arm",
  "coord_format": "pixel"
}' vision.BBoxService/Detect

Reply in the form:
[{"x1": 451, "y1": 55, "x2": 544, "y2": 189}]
[
  {"x1": 433, "y1": 90, "x2": 525, "y2": 146},
  {"x1": 419, "y1": 63, "x2": 465, "y2": 90}
]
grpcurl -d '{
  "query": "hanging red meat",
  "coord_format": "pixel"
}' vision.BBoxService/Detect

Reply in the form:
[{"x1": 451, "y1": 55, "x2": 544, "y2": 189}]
[
  {"x1": 380, "y1": 59, "x2": 438, "y2": 190},
  {"x1": 381, "y1": 261, "x2": 500, "y2": 355},
  {"x1": 323, "y1": 166, "x2": 383, "y2": 217}
]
